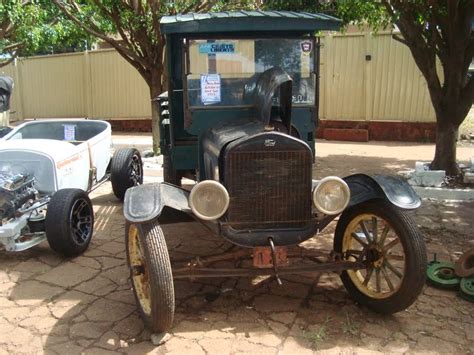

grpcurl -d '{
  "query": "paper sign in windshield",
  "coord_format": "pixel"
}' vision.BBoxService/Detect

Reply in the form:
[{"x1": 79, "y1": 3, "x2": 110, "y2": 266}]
[
  {"x1": 201, "y1": 74, "x2": 221, "y2": 104},
  {"x1": 199, "y1": 43, "x2": 235, "y2": 54},
  {"x1": 64, "y1": 124, "x2": 76, "y2": 141}
]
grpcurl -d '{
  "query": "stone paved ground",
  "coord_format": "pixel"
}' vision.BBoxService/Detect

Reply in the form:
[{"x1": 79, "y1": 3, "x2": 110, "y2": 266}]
[{"x1": 1, "y1": 139, "x2": 473, "y2": 354}]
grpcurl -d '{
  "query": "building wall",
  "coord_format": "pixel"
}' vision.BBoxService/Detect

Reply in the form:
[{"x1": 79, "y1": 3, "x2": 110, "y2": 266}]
[{"x1": 1, "y1": 32, "x2": 437, "y2": 126}]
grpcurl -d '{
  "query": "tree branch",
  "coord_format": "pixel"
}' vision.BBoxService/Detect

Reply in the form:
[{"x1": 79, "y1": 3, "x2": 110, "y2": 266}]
[
  {"x1": 0, "y1": 20, "x2": 13, "y2": 38},
  {"x1": 0, "y1": 55, "x2": 16, "y2": 68},
  {"x1": 53, "y1": 0, "x2": 149, "y2": 72},
  {"x1": 382, "y1": 0, "x2": 444, "y2": 114},
  {"x1": 54, "y1": 1, "x2": 124, "y2": 49},
  {"x1": 147, "y1": 0, "x2": 162, "y2": 39},
  {"x1": 392, "y1": 34, "x2": 408, "y2": 46},
  {"x1": 1, "y1": 41, "x2": 23, "y2": 52}
]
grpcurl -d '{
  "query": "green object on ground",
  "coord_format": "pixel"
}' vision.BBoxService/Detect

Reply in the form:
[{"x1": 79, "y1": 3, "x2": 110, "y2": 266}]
[
  {"x1": 459, "y1": 277, "x2": 474, "y2": 302},
  {"x1": 427, "y1": 262, "x2": 461, "y2": 289}
]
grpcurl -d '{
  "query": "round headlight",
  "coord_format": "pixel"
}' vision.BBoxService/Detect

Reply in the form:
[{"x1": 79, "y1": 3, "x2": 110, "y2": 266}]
[
  {"x1": 189, "y1": 180, "x2": 230, "y2": 220},
  {"x1": 312, "y1": 177, "x2": 350, "y2": 215}
]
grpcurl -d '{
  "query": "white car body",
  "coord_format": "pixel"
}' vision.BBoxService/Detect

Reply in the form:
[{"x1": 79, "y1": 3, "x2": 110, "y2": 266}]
[
  {"x1": 1, "y1": 119, "x2": 112, "y2": 193},
  {"x1": 0, "y1": 119, "x2": 113, "y2": 252}
]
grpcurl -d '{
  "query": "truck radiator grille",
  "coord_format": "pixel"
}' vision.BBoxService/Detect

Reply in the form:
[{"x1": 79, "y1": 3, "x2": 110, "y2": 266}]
[{"x1": 225, "y1": 147, "x2": 312, "y2": 230}]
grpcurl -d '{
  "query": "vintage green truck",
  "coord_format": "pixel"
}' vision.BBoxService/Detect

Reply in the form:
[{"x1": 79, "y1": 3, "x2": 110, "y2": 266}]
[{"x1": 123, "y1": 11, "x2": 427, "y2": 333}]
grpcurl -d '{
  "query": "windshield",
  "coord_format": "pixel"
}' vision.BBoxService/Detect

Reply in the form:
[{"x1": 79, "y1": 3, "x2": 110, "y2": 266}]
[{"x1": 186, "y1": 38, "x2": 315, "y2": 108}]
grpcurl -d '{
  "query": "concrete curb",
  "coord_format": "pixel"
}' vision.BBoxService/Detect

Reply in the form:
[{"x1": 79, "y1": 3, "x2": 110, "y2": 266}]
[{"x1": 413, "y1": 186, "x2": 474, "y2": 201}]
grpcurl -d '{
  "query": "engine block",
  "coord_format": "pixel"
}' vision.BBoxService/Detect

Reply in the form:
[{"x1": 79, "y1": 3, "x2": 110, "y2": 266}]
[{"x1": 0, "y1": 172, "x2": 36, "y2": 223}]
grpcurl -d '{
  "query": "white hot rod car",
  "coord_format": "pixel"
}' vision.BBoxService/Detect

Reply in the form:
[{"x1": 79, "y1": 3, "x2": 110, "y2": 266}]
[{"x1": 0, "y1": 119, "x2": 143, "y2": 256}]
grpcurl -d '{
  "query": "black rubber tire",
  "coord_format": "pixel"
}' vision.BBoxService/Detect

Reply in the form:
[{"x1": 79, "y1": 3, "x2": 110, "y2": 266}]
[
  {"x1": 45, "y1": 188, "x2": 94, "y2": 257},
  {"x1": 111, "y1": 148, "x2": 143, "y2": 201},
  {"x1": 334, "y1": 199, "x2": 427, "y2": 314},
  {"x1": 163, "y1": 154, "x2": 181, "y2": 186},
  {"x1": 126, "y1": 222, "x2": 175, "y2": 333}
]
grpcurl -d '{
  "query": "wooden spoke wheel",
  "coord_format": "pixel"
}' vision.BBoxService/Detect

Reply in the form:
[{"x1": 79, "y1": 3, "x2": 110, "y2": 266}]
[{"x1": 335, "y1": 200, "x2": 427, "y2": 314}]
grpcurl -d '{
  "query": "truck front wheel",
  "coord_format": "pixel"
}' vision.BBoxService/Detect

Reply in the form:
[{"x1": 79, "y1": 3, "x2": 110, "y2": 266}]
[
  {"x1": 126, "y1": 222, "x2": 175, "y2": 333},
  {"x1": 334, "y1": 200, "x2": 427, "y2": 314}
]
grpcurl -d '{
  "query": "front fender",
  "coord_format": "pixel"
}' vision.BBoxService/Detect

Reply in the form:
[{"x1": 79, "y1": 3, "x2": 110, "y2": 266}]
[
  {"x1": 123, "y1": 183, "x2": 193, "y2": 224},
  {"x1": 343, "y1": 174, "x2": 421, "y2": 209}
]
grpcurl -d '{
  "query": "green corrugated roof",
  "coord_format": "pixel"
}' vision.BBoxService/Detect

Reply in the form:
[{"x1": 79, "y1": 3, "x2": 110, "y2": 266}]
[{"x1": 160, "y1": 11, "x2": 341, "y2": 35}]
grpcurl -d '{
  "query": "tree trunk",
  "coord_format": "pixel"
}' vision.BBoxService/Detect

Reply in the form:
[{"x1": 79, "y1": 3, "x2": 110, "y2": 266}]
[
  {"x1": 385, "y1": 2, "x2": 474, "y2": 178},
  {"x1": 430, "y1": 119, "x2": 460, "y2": 176},
  {"x1": 427, "y1": 67, "x2": 471, "y2": 176}
]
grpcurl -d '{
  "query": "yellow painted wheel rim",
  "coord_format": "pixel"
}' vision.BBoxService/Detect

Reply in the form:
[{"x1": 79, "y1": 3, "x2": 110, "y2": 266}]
[
  {"x1": 128, "y1": 224, "x2": 151, "y2": 315},
  {"x1": 342, "y1": 213, "x2": 406, "y2": 299}
]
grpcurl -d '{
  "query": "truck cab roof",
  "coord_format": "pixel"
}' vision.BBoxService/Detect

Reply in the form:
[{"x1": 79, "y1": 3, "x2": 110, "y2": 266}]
[{"x1": 160, "y1": 11, "x2": 341, "y2": 35}]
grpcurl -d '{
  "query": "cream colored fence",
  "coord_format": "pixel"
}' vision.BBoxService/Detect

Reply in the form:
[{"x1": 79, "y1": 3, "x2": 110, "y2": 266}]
[
  {"x1": 1, "y1": 33, "x2": 436, "y2": 124},
  {"x1": 2, "y1": 49, "x2": 151, "y2": 122},
  {"x1": 319, "y1": 32, "x2": 435, "y2": 122}
]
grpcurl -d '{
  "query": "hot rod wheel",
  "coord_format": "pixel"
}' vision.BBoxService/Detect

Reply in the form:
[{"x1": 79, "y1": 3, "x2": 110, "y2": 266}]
[
  {"x1": 45, "y1": 188, "x2": 94, "y2": 257},
  {"x1": 125, "y1": 222, "x2": 174, "y2": 333},
  {"x1": 334, "y1": 200, "x2": 427, "y2": 314},
  {"x1": 111, "y1": 148, "x2": 143, "y2": 201},
  {"x1": 427, "y1": 262, "x2": 461, "y2": 289}
]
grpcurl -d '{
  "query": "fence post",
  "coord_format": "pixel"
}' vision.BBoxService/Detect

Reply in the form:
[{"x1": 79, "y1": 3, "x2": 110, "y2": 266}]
[
  {"x1": 13, "y1": 58, "x2": 25, "y2": 121},
  {"x1": 319, "y1": 34, "x2": 330, "y2": 120},
  {"x1": 84, "y1": 50, "x2": 93, "y2": 118},
  {"x1": 364, "y1": 32, "x2": 373, "y2": 121}
]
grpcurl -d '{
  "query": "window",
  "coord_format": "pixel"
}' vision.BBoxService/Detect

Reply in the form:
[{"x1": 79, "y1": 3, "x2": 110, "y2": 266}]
[{"x1": 186, "y1": 38, "x2": 316, "y2": 108}]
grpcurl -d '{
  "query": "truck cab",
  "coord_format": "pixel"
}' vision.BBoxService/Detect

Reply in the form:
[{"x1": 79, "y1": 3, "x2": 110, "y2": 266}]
[{"x1": 157, "y1": 11, "x2": 341, "y2": 184}]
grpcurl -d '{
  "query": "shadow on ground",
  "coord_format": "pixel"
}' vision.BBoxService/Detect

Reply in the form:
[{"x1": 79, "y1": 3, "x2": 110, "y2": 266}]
[{"x1": 313, "y1": 154, "x2": 420, "y2": 179}]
